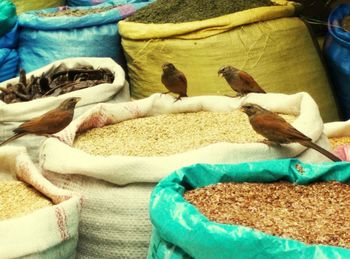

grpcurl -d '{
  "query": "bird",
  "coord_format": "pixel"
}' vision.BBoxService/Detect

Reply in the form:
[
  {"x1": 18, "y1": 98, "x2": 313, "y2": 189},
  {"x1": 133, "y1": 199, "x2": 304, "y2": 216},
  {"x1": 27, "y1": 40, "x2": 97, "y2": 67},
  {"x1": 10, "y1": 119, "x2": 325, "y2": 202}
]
[
  {"x1": 218, "y1": 65, "x2": 266, "y2": 96},
  {"x1": 161, "y1": 62, "x2": 188, "y2": 101},
  {"x1": 0, "y1": 97, "x2": 81, "y2": 147},
  {"x1": 240, "y1": 103, "x2": 341, "y2": 162}
]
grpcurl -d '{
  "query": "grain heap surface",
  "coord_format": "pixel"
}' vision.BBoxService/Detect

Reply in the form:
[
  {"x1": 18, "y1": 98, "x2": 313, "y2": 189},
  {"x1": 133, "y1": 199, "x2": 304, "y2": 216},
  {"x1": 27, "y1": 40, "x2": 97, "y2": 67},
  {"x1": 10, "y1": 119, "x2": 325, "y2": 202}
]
[
  {"x1": 184, "y1": 181, "x2": 350, "y2": 248},
  {"x1": 128, "y1": 0, "x2": 274, "y2": 23},
  {"x1": 0, "y1": 181, "x2": 53, "y2": 220},
  {"x1": 329, "y1": 136, "x2": 350, "y2": 149},
  {"x1": 73, "y1": 111, "x2": 295, "y2": 157},
  {"x1": 38, "y1": 6, "x2": 115, "y2": 17}
]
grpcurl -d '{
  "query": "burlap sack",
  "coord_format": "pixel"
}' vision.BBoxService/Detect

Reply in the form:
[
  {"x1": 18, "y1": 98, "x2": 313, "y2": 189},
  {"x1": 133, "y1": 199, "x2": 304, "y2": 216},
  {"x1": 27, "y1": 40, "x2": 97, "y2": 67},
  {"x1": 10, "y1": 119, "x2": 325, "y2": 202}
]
[
  {"x1": 0, "y1": 57, "x2": 130, "y2": 162},
  {"x1": 39, "y1": 92, "x2": 330, "y2": 259},
  {"x1": 0, "y1": 146, "x2": 81, "y2": 259},
  {"x1": 119, "y1": 0, "x2": 339, "y2": 122},
  {"x1": 324, "y1": 120, "x2": 350, "y2": 161}
]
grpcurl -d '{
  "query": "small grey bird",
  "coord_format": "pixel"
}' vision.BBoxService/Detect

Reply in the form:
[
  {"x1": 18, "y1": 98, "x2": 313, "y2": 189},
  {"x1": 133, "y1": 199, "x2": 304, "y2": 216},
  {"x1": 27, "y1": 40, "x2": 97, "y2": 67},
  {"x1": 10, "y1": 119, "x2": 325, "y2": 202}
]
[
  {"x1": 161, "y1": 62, "x2": 188, "y2": 101},
  {"x1": 218, "y1": 65, "x2": 266, "y2": 96}
]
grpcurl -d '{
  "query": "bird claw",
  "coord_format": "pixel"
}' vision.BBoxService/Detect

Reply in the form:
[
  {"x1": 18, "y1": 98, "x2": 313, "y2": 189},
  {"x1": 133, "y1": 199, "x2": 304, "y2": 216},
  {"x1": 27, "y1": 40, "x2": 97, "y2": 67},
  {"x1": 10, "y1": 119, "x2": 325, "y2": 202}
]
[
  {"x1": 173, "y1": 96, "x2": 182, "y2": 103},
  {"x1": 260, "y1": 139, "x2": 281, "y2": 146}
]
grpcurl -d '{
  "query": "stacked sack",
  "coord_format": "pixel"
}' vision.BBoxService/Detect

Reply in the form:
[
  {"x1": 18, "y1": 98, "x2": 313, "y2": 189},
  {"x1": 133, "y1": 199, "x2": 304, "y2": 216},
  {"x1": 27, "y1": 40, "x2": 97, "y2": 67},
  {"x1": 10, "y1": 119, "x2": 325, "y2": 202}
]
[
  {"x1": 0, "y1": 0, "x2": 18, "y2": 82},
  {"x1": 18, "y1": 0, "x2": 152, "y2": 73},
  {"x1": 67, "y1": 0, "x2": 153, "y2": 7}
]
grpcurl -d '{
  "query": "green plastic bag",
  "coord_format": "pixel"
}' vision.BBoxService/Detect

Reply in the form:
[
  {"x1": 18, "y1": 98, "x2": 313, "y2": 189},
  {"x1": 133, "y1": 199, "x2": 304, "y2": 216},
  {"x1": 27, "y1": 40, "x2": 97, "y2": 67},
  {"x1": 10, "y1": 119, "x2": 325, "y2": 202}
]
[
  {"x1": 149, "y1": 159, "x2": 350, "y2": 259},
  {"x1": 0, "y1": 0, "x2": 16, "y2": 36}
]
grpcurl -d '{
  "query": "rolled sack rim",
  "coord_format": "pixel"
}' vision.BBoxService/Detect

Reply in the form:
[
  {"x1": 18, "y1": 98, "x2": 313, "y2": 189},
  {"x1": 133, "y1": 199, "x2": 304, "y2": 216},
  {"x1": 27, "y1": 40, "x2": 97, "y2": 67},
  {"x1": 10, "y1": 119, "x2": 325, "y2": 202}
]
[
  {"x1": 119, "y1": 0, "x2": 297, "y2": 40},
  {"x1": 328, "y1": 4, "x2": 350, "y2": 48}
]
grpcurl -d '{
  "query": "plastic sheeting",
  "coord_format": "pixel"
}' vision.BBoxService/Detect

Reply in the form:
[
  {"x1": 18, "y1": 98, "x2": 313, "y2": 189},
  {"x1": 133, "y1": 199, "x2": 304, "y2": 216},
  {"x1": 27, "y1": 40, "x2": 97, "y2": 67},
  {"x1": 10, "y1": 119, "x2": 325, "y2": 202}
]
[
  {"x1": 325, "y1": 4, "x2": 350, "y2": 120},
  {"x1": 67, "y1": 0, "x2": 152, "y2": 7},
  {"x1": 0, "y1": 0, "x2": 16, "y2": 36},
  {"x1": 149, "y1": 159, "x2": 350, "y2": 259},
  {"x1": 0, "y1": 22, "x2": 18, "y2": 49},
  {"x1": 0, "y1": 48, "x2": 18, "y2": 82},
  {"x1": 11, "y1": 0, "x2": 65, "y2": 14},
  {"x1": 18, "y1": 2, "x2": 150, "y2": 72}
]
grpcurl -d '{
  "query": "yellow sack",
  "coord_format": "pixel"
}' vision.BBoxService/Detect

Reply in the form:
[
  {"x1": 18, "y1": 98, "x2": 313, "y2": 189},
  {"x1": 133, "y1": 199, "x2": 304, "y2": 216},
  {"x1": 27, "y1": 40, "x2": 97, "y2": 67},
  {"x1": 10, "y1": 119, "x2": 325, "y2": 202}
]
[
  {"x1": 119, "y1": 0, "x2": 339, "y2": 122},
  {"x1": 12, "y1": 0, "x2": 65, "y2": 14}
]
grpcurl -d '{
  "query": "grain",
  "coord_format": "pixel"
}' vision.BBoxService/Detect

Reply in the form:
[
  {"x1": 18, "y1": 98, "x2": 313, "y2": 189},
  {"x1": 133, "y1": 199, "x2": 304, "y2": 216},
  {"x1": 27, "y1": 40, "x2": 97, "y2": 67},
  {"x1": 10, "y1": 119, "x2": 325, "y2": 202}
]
[
  {"x1": 128, "y1": 0, "x2": 274, "y2": 24},
  {"x1": 184, "y1": 181, "x2": 350, "y2": 248},
  {"x1": 73, "y1": 111, "x2": 295, "y2": 157},
  {"x1": 38, "y1": 6, "x2": 115, "y2": 17},
  {"x1": 329, "y1": 136, "x2": 350, "y2": 149},
  {"x1": 0, "y1": 181, "x2": 53, "y2": 220}
]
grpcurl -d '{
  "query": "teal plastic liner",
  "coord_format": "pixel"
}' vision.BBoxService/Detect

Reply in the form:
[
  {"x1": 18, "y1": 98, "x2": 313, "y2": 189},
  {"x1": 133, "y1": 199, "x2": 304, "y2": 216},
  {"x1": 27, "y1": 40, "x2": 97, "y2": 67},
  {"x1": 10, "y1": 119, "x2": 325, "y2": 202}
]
[
  {"x1": 0, "y1": 0, "x2": 16, "y2": 36},
  {"x1": 149, "y1": 159, "x2": 350, "y2": 259}
]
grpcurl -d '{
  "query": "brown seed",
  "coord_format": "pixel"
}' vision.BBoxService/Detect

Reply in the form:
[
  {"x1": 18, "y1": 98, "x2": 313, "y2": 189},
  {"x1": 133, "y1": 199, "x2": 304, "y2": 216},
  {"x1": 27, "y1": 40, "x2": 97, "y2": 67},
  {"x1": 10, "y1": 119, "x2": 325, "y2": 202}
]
[{"x1": 184, "y1": 181, "x2": 350, "y2": 248}]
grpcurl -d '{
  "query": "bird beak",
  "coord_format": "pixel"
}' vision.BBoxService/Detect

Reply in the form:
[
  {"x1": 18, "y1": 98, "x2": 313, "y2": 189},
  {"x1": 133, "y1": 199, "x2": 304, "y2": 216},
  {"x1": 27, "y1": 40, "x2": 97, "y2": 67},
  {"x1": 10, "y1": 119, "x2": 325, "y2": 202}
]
[
  {"x1": 239, "y1": 107, "x2": 245, "y2": 113},
  {"x1": 218, "y1": 71, "x2": 223, "y2": 77},
  {"x1": 75, "y1": 97, "x2": 82, "y2": 102}
]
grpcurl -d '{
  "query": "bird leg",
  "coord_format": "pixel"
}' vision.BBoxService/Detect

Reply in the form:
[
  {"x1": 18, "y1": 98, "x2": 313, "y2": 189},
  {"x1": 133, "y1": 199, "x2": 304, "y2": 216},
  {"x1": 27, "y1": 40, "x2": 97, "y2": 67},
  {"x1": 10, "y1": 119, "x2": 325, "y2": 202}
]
[
  {"x1": 174, "y1": 95, "x2": 184, "y2": 103},
  {"x1": 160, "y1": 91, "x2": 171, "y2": 96},
  {"x1": 260, "y1": 139, "x2": 281, "y2": 147}
]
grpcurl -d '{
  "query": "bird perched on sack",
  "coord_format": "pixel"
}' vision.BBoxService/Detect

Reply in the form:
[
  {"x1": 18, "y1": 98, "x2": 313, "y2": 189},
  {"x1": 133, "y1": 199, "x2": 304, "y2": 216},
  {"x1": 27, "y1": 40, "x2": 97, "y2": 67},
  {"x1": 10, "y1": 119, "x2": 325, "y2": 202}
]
[
  {"x1": 0, "y1": 97, "x2": 81, "y2": 146},
  {"x1": 218, "y1": 65, "x2": 266, "y2": 96},
  {"x1": 161, "y1": 62, "x2": 188, "y2": 101},
  {"x1": 240, "y1": 103, "x2": 341, "y2": 162}
]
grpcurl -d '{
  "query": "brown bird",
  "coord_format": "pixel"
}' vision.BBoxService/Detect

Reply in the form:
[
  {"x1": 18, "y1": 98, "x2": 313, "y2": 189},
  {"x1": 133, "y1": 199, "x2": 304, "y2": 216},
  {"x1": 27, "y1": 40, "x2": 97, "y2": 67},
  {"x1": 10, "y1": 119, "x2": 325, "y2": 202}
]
[
  {"x1": 0, "y1": 97, "x2": 81, "y2": 146},
  {"x1": 240, "y1": 103, "x2": 341, "y2": 162},
  {"x1": 161, "y1": 62, "x2": 187, "y2": 101},
  {"x1": 218, "y1": 65, "x2": 266, "y2": 96}
]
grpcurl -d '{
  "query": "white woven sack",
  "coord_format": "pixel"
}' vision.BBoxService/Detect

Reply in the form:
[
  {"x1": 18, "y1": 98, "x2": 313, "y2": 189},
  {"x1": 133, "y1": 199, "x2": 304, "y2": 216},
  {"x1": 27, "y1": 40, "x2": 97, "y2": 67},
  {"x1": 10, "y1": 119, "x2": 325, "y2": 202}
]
[
  {"x1": 0, "y1": 146, "x2": 81, "y2": 259},
  {"x1": 39, "y1": 92, "x2": 330, "y2": 259},
  {"x1": 0, "y1": 57, "x2": 130, "y2": 163},
  {"x1": 324, "y1": 120, "x2": 350, "y2": 138}
]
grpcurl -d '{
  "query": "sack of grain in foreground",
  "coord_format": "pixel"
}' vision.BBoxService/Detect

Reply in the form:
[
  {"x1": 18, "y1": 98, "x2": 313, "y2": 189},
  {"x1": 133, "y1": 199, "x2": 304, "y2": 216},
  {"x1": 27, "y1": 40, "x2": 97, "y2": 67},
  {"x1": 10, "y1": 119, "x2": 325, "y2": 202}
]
[
  {"x1": 324, "y1": 120, "x2": 350, "y2": 161},
  {"x1": 148, "y1": 159, "x2": 350, "y2": 258},
  {"x1": 0, "y1": 146, "x2": 81, "y2": 259},
  {"x1": 40, "y1": 92, "x2": 330, "y2": 258},
  {"x1": 0, "y1": 57, "x2": 129, "y2": 162}
]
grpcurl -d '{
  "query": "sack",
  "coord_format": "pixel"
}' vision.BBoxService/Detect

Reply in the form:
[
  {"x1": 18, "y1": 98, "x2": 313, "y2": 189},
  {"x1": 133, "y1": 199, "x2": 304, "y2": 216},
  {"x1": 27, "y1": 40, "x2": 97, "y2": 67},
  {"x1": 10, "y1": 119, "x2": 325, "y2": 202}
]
[
  {"x1": 11, "y1": 0, "x2": 65, "y2": 14},
  {"x1": 18, "y1": 2, "x2": 151, "y2": 73},
  {"x1": 0, "y1": 146, "x2": 81, "y2": 259},
  {"x1": 148, "y1": 159, "x2": 350, "y2": 259},
  {"x1": 0, "y1": 22, "x2": 18, "y2": 49},
  {"x1": 324, "y1": 4, "x2": 350, "y2": 120},
  {"x1": 0, "y1": 0, "x2": 16, "y2": 36},
  {"x1": 67, "y1": 0, "x2": 153, "y2": 7},
  {"x1": 119, "y1": 1, "x2": 339, "y2": 122},
  {"x1": 39, "y1": 92, "x2": 329, "y2": 258},
  {"x1": 324, "y1": 120, "x2": 350, "y2": 161},
  {"x1": 0, "y1": 48, "x2": 19, "y2": 82},
  {"x1": 0, "y1": 57, "x2": 130, "y2": 163}
]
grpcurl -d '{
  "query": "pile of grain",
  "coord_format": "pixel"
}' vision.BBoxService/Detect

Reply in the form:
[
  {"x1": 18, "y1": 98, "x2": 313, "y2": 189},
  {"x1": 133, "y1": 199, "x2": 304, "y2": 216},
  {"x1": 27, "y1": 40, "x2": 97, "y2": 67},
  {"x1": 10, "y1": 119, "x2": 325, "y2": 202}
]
[
  {"x1": 329, "y1": 136, "x2": 350, "y2": 149},
  {"x1": 73, "y1": 111, "x2": 295, "y2": 157},
  {"x1": 0, "y1": 181, "x2": 53, "y2": 220},
  {"x1": 184, "y1": 181, "x2": 350, "y2": 248},
  {"x1": 128, "y1": 0, "x2": 274, "y2": 24},
  {"x1": 38, "y1": 6, "x2": 115, "y2": 17}
]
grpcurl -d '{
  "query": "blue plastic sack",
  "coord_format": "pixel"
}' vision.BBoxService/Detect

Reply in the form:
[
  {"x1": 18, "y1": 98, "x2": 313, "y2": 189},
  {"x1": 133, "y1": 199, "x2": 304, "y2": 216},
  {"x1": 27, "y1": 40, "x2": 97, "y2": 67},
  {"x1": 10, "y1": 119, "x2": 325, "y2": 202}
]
[
  {"x1": 0, "y1": 48, "x2": 19, "y2": 82},
  {"x1": 18, "y1": 2, "x2": 150, "y2": 73},
  {"x1": 0, "y1": 22, "x2": 18, "y2": 49},
  {"x1": 67, "y1": 0, "x2": 152, "y2": 7},
  {"x1": 0, "y1": 0, "x2": 17, "y2": 37},
  {"x1": 149, "y1": 159, "x2": 350, "y2": 259},
  {"x1": 325, "y1": 4, "x2": 350, "y2": 120}
]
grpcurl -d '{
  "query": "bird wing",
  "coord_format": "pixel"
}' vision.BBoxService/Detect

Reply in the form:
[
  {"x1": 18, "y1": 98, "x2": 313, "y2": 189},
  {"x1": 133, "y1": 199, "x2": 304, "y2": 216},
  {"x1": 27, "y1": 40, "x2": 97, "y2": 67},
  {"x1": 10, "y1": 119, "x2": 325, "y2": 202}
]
[
  {"x1": 238, "y1": 71, "x2": 266, "y2": 93},
  {"x1": 178, "y1": 72, "x2": 187, "y2": 87},
  {"x1": 14, "y1": 109, "x2": 72, "y2": 135},
  {"x1": 251, "y1": 112, "x2": 311, "y2": 142}
]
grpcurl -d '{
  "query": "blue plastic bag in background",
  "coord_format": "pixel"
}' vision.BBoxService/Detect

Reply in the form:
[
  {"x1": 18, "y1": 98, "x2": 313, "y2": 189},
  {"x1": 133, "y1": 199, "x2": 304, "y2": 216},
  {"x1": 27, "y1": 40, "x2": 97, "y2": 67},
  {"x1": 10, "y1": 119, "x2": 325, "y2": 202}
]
[
  {"x1": 18, "y1": 1, "x2": 151, "y2": 73},
  {"x1": 325, "y1": 4, "x2": 350, "y2": 120},
  {"x1": 0, "y1": 22, "x2": 18, "y2": 49},
  {"x1": 0, "y1": 0, "x2": 17, "y2": 36},
  {"x1": 149, "y1": 159, "x2": 350, "y2": 259},
  {"x1": 67, "y1": 0, "x2": 153, "y2": 7},
  {"x1": 0, "y1": 48, "x2": 19, "y2": 82}
]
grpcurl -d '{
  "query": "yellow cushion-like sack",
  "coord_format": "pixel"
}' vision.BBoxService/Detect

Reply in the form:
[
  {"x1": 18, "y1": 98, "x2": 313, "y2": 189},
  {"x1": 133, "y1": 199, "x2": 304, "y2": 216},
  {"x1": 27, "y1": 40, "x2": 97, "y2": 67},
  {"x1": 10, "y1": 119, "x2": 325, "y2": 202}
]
[
  {"x1": 119, "y1": 0, "x2": 339, "y2": 122},
  {"x1": 13, "y1": 0, "x2": 65, "y2": 14}
]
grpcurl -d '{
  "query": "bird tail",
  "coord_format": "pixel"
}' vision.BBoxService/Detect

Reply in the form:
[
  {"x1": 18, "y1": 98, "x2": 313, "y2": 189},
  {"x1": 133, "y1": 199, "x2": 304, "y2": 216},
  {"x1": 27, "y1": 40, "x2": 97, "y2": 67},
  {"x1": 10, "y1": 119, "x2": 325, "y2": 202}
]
[
  {"x1": 299, "y1": 140, "x2": 341, "y2": 162},
  {"x1": 0, "y1": 133, "x2": 26, "y2": 147}
]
